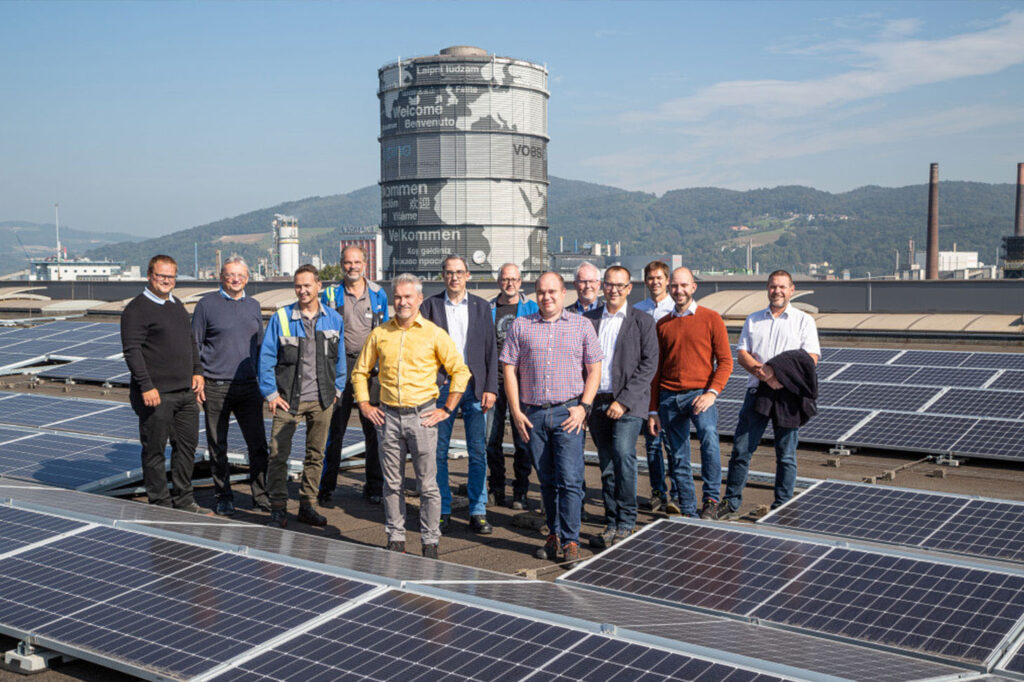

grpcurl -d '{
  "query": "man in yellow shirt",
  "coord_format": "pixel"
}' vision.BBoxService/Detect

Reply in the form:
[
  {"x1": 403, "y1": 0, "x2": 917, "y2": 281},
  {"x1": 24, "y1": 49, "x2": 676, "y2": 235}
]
[{"x1": 351, "y1": 273, "x2": 471, "y2": 558}]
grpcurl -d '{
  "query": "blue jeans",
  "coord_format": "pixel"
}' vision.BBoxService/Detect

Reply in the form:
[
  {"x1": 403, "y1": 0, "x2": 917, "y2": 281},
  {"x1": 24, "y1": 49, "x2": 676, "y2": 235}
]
[
  {"x1": 523, "y1": 402, "x2": 584, "y2": 544},
  {"x1": 658, "y1": 389, "x2": 722, "y2": 516},
  {"x1": 588, "y1": 408, "x2": 642, "y2": 531},
  {"x1": 435, "y1": 381, "x2": 487, "y2": 516},
  {"x1": 644, "y1": 429, "x2": 666, "y2": 496},
  {"x1": 723, "y1": 388, "x2": 800, "y2": 512}
]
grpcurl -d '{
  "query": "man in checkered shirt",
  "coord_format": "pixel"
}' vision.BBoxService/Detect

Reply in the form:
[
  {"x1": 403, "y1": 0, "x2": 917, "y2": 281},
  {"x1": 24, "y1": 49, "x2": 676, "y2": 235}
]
[{"x1": 501, "y1": 272, "x2": 603, "y2": 568}]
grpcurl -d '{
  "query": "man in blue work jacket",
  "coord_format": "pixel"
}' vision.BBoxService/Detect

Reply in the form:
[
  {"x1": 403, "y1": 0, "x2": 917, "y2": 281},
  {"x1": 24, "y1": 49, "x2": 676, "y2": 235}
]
[{"x1": 259, "y1": 264, "x2": 346, "y2": 529}]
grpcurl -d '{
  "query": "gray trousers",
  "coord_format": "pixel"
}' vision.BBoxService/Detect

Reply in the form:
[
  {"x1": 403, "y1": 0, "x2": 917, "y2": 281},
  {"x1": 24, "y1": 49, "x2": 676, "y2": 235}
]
[{"x1": 378, "y1": 403, "x2": 440, "y2": 545}]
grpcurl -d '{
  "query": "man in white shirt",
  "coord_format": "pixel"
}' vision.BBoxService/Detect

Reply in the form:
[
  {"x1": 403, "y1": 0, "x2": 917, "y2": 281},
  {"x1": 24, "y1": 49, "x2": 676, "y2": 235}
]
[
  {"x1": 633, "y1": 261, "x2": 674, "y2": 512},
  {"x1": 719, "y1": 270, "x2": 820, "y2": 520},
  {"x1": 420, "y1": 255, "x2": 499, "y2": 535},
  {"x1": 583, "y1": 266, "x2": 658, "y2": 547}
]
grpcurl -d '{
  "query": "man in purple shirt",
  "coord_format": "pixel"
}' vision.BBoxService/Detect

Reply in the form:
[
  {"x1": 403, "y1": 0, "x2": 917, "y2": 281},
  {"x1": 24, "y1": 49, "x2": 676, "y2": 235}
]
[{"x1": 502, "y1": 272, "x2": 603, "y2": 568}]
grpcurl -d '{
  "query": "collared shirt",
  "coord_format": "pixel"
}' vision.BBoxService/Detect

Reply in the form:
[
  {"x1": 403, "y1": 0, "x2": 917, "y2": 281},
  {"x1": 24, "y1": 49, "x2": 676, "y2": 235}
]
[
  {"x1": 500, "y1": 310, "x2": 603, "y2": 405},
  {"x1": 634, "y1": 295, "x2": 674, "y2": 321},
  {"x1": 289, "y1": 303, "x2": 330, "y2": 401},
  {"x1": 352, "y1": 313, "x2": 471, "y2": 407},
  {"x1": 219, "y1": 288, "x2": 244, "y2": 300},
  {"x1": 142, "y1": 288, "x2": 176, "y2": 305},
  {"x1": 568, "y1": 299, "x2": 600, "y2": 315},
  {"x1": 598, "y1": 304, "x2": 627, "y2": 392},
  {"x1": 738, "y1": 304, "x2": 821, "y2": 387},
  {"x1": 444, "y1": 291, "x2": 470, "y2": 359},
  {"x1": 670, "y1": 299, "x2": 698, "y2": 318},
  {"x1": 342, "y1": 282, "x2": 373, "y2": 353}
]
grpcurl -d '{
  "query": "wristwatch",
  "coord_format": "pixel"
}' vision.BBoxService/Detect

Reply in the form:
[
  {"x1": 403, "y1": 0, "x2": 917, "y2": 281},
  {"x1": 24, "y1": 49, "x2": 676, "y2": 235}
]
[
  {"x1": 580, "y1": 402, "x2": 593, "y2": 418},
  {"x1": 439, "y1": 405, "x2": 452, "y2": 416}
]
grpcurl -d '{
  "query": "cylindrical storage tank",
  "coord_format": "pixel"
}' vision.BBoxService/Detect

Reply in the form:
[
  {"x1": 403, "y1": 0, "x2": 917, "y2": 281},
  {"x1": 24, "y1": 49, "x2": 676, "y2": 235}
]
[
  {"x1": 378, "y1": 45, "x2": 549, "y2": 279},
  {"x1": 273, "y1": 214, "x2": 300, "y2": 277}
]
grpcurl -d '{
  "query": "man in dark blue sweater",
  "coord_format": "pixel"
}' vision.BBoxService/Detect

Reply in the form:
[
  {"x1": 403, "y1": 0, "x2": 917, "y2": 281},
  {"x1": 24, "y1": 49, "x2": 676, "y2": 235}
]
[
  {"x1": 121, "y1": 254, "x2": 205, "y2": 512},
  {"x1": 192, "y1": 257, "x2": 269, "y2": 516}
]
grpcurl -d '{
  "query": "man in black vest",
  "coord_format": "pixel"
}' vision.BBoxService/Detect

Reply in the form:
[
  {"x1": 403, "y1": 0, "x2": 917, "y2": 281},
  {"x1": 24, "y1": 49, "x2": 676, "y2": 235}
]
[
  {"x1": 121, "y1": 254, "x2": 205, "y2": 512},
  {"x1": 420, "y1": 254, "x2": 498, "y2": 535},
  {"x1": 584, "y1": 265, "x2": 658, "y2": 547}
]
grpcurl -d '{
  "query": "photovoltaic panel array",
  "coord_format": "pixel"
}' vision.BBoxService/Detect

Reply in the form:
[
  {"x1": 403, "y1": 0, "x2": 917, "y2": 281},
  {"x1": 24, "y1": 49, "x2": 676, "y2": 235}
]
[
  {"x1": 0, "y1": 321, "x2": 122, "y2": 365},
  {"x1": 0, "y1": 505, "x2": 85, "y2": 553},
  {"x1": 561, "y1": 519, "x2": 1024, "y2": 666},
  {"x1": 38, "y1": 358, "x2": 130, "y2": 385},
  {"x1": 716, "y1": 345, "x2": 1024, "y2": 462},
  {"x1": 761, "y1": 480, "x2": 1024, "y2": 565}
]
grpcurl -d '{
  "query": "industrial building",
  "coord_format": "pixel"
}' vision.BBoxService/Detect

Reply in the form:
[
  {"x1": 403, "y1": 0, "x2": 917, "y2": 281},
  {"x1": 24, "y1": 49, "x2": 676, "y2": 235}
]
[
  {"x1": 272, "y1": 214, "x2": 299, "y2": 277},
  {"x1": 378, "y1": 45, "x2": 549, "y2": 279}
]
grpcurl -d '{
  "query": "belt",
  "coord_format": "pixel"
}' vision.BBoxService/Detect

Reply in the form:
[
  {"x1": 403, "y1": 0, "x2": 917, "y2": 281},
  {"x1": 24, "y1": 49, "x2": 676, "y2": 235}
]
[
  {"x1": 381, "y1": 400, "x2": 435, "y2": 414},
  {"x1": 523, "y1": 397, "x2": 580, "y2": 410},
  {"x1": 594, "y1": 392, "x2": 615, "y2": 403}
]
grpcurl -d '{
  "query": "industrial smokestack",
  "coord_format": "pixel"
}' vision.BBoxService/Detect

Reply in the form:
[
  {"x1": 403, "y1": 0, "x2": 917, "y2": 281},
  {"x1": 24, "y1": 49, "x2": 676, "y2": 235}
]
[
  {"x1": 926, "y1": 163, "x2": 939, "y2": 280},
  {"x1": 1015, "y1": 162, "x2": 1023, "y2": 237}
]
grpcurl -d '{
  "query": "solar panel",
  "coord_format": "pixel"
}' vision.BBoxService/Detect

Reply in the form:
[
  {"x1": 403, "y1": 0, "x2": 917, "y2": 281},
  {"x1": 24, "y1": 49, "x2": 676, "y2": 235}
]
[
  {"x1": 0, "y1": 338, "x2": 90, "y2": 356},
  {"x1": 46, "y1": 404, "x2": 140, "y2": 439},
  {"x1": 927, "y1": 501, "x2": 1024, "y2": 564},
  {"x1": 829, "y1": 364, "x2": 920, "y2": 384},
  {"x1": 0, "y1": 352, "x2": 46, "y2": 372},
  {"x1": 38, "y1": 359, "x2": 131, "y2": 385},
  {"x1": 719, "y1": 375, "x2": 751, "y2": 401},
  {"x1": 892, "y1": 350, "x2": 972, "y2": 367},
  {"x1": 0, "y1": 506, "x2": 85, "y2": 554},
  {"x1": 797, "y1": 407, "x2": 872, "y2": 443},
  {"x1": 211, "y1": 589, "x2": 789, "y2": 682},
  {"x1": 924, "y1": 388, "x2": 1024, "y2": 420},
  {"x1": 51, "y1": 340, "x2": 125, "y2": 359},
  {"x1": 0, "y1": 393, "x2": 106, "y2": 428},
  {"x1": 0, "y1": 525, "x2": 376, "y2": 679},
  {"x1": 844, "y1": 412, "x2": 977, "y2": 453},
  {"x1": 832, "y1": 384, "x2": 939, "y2": 411},
  {"x1": 815, "y1": 361, "x2": 847, "y2": 380},
  {"x1": 562, "y1": 520, "x2": 1024, "y2": 665},
  {"x1": 990, "y1": 371, "x2": 1024, "y2": 392},
  {"x1": 905, "y1": 366, "x2": 997, "y2": 388},
  {"x1": 0, "y1": 432, "x2": 152, "y2": 491},
  {"x1": 951, "y1": 419, "x2": 1024, "y2": 461},
  {"x1": 962, "y1": 353, "x2": 1024, "y2": 371},
  {"x1": 814, "y1": 382, "x2": 857, "y2": 406},
  {"x1": 825, "y1": 348, "x2": 903, "y2": 364},
  {"x1": 760, "y1": 481, "x2": 966, "y2": 546}
]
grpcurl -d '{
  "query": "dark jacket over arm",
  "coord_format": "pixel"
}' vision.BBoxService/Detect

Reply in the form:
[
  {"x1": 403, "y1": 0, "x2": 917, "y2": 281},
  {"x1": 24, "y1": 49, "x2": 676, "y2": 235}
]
[
  {"x1": 753, "y1": 349, "x2": 818, "y2": 428},
  {"x1": 584, "y1": 306, "x2": 659, "y2": 417},
  {"x1": 420, "y1": 292, "x2": 498, "y2": 401}
]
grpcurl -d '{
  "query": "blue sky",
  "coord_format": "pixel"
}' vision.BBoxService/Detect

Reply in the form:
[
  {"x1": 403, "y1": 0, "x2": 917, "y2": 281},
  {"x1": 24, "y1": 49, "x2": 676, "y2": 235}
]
[{"x1": 3, "y1": 0, "x2": 1023, "y2": 237}]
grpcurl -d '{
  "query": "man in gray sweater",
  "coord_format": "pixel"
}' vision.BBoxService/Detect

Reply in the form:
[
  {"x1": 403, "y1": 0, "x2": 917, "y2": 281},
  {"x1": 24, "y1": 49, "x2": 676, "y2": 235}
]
[{"x1": 192, "y1": 257, "x2": 269, "y2": 516}]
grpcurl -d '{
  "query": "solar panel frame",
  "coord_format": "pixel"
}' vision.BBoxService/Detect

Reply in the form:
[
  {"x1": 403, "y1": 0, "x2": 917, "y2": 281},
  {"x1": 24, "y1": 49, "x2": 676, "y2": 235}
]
[
  {"x1": 989, "y1": 371, "x2": 1024, "y2": 392},
  {"x1": 950, "y1": 419, "x2": 1024, "y2": 461},
  {"x1": 924, "y1": 388, "x2": 1024, "y2": 420},
  {"x1": 891, "y1": 350, "x2": 973, "y2": 367},
  {"x1": 38, "y1": 359, "x2": 131, "y2": 385},
  {"x1": 843, "y1": 411, "x2": 979, "y2": 454},
  {"x1": 825, "y1": 348, "x2": 904, "y2": 364},
  {"x1": 831, "y1": 384, "x2": 941, "y2": 412},
  {"x1": 905, "y1": 366, "x2": 998, "y2": 389},
  {"x1": 962, "y1": 353, "x2": 1024, "y2": 371},
  {"x1": 828, "y1": 364, "x2": 921, "y2": 385}
]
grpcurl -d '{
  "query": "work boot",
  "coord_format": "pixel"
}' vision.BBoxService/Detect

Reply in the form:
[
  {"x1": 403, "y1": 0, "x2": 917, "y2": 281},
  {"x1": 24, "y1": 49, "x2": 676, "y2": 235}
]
[
  {"x1": 422, "y1": 543, "x2": 439, "y2": 560},
  {"x1": 266, "y1": 509, "x2": 288, "y2": 528},
  {"x1": 297, "y1": 505, "x2": 327, "y2": 527},
  {"x1": 536, "y1": 534, "x2": 560, "y2": 561}
]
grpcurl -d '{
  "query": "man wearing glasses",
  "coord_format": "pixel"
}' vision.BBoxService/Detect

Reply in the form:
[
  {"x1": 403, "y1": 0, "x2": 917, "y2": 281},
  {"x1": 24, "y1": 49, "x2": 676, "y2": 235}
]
[
  {"x1": 486, "y1": 263, "x2": 537, "y2": 510},
  {"x1": 583, "y1": 266, "x2": 658, "y2": 547},
  {"x1": 192, "y1": 257, "x2": 269, "y2": 516},
  {"x1": 121, "y1": 255, "x2": 206, "y2": 512},
  {"x1": 420, "y1": 255, "x2": 499, "y2": 535},
  {"x1": 569, "y1": 262, "x2": 602, "y2": 315}
]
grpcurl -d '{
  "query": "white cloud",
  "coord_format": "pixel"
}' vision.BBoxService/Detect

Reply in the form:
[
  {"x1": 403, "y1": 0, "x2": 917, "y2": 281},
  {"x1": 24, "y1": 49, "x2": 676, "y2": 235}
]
[{"x1": 625, "y1": 11, "x2": 1024, "y2": 123}]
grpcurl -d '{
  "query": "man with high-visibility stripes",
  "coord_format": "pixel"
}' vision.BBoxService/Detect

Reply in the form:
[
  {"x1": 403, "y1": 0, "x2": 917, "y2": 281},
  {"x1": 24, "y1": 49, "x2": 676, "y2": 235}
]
[
  {"x1": 317, "y1": 245, "x2": 389, "y2": 507},
  {"x1": 258, "y1": 264, "x2": 347, "y2": 529}
]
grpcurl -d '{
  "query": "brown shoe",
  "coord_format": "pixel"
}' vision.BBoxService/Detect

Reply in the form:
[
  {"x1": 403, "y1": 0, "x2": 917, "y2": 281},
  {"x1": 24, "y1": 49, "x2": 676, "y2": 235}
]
[
  {"x1": 562, "y1": 541, "x2": 581, "y2": 568},
  {"x1": 535, "y1": 534, "x2": 560, "y2": 561},
  {"x1": 297, "y1": 505, "x2": 327, "y2": 527}
]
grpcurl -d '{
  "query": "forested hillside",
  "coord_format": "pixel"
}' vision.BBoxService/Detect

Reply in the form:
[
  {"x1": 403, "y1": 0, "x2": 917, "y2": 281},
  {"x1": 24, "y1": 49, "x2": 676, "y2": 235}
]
[{"x1": 78, "y1": 178, "x2": 1017, "y2": 278}]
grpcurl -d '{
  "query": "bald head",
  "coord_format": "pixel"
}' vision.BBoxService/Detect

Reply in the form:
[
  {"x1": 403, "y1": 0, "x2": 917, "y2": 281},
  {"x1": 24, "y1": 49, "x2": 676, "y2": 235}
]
[{"x1": 669, "y1": 266, "x2": 697, "y2": 312}]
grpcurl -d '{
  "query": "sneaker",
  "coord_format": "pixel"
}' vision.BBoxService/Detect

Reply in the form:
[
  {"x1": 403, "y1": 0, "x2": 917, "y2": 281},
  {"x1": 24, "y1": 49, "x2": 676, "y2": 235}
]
[
  {"x1": 613, "y1": 528, "x2": 635, "y2": 544},
  {"x1": 214, "y1": 498, "x2": 236, "y2": 517},
  {"x1": 316, "y1": 493, "x2": 335, "y2": 509},
  {"x1": 664, "y1": 499, "x2": 682, "y2": 515},
  {"x1": 701, "y1": 500, "x2": 719, "y2": 521},
  {"x1": 422, "y1": 543, "x2": 439, "y2": 560},
  {"x1": 297, "y1": 505, "x2": 327, "y2": 527},
  {"x1": 647, "y1": 491, "x2": 665, "y2": 513},
  {"x1": 536, "y1": 534, "x2": 560, "y2": 561},
  {"x1": 387, "y1": 540, "x2": 406, "y2": 553},
  {"x1": 470, "y1": 515, "x2": 493, "y2": 535},
  {"x1": 266, "y1": 509, "x2": 288, "y2": 528},
  {"x1": 511, "y1": 493, "x2": 527, "y2": 511},
  {"x1": 589, "y1": 527, "x2": 616, "y2": 549},
  {"x1": 562, "y1": 541, "x2": 582, "y2": 568},
  {"x1": 717, "y1": 499, "x2": 742, "y2": 521},
  {"x1": 439, "y1": 513, "x2": 451, "y2": 534}
]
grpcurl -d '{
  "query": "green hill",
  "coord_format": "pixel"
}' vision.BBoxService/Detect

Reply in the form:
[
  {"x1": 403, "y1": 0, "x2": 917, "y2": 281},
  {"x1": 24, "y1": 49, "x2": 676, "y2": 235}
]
[{"x1": 72, "y1": 177, "x2": 1018, "y2": 278}]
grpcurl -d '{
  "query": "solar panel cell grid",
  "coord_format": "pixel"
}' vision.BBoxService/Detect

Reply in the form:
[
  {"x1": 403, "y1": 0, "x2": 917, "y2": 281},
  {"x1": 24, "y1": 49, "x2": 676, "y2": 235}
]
[
  {"x1": 845, "y1": 412, "x2": 978, "y2": 452},
  {"x1": 829, "y1": 364, "x2": 920, "y2": 384},
  {"x1": 795, "y1": 407, "x2": 873, "y2": 443},
  {"x1": 892, "y1": 350, "x2": 972, "y2": 367},
  {"x1": 826, "y1": 348, "x2": 903, "y2": 364},
  {"x1": 962, "y1": 353, "x2": 1024, "y2": 371},
  {"x1": 989, "y1": 371, "x2": 1024, "y2": 392},
  {"x1": 0, "y1": 506, "x2": 85, "y2": 555},
  {"x1": 951, "y1": 420, "x2": 1024, "y2": 460},
  {"x1": 925, "y1": 389, "x2": 1024, "y2": 420},
  {"x1": 832, "y1": 384, "x2": 939, "y2": 412},
  {"x1": 905, "y1": 366, "x2": 997, "y2": 389},
  {"x1": 928, "y1": 501, "x2": 1024, "y2": 564}
]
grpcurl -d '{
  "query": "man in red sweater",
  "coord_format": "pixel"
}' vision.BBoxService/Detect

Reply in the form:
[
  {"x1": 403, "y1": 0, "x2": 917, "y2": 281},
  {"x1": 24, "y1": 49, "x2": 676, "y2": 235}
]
[{"x1": 648, "y1": 267, "x2": 733, "y2": 519}]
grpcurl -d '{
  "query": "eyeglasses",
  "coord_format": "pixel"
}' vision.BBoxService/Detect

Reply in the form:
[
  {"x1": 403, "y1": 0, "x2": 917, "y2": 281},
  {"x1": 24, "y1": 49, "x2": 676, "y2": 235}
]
[
  {"x1": 499, "y1": 277, "x2": 521, "y2": 283},
  {"x1": 443, "y1": 270, "x2": 468, "y2": 278},
  {"x1": 575, "y1": 279, "x2": 599, "y2": 286},
  {"x1": 602, "y1": 282, "x2": 630, "y2": 291},
  {"x1": 152, "y1": 273, "x2": 177, "y2": 281}
]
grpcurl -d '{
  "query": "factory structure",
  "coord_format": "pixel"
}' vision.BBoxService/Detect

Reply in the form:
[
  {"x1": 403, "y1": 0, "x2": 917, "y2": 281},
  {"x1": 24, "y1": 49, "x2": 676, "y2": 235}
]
[
  {"x1": 378, "y1": 46, "x2": 549, "y2": 278},
  {"x1": 272, "y1": 214, "x2": 300, "y2": 277}
]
